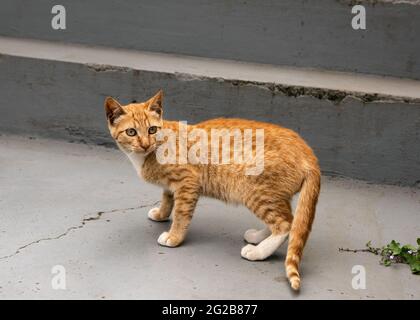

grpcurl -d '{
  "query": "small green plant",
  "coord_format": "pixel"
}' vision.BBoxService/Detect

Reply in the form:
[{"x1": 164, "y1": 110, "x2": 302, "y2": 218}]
[{"x1": 339, "y1": 238, "x2": 420, "y2": 274}]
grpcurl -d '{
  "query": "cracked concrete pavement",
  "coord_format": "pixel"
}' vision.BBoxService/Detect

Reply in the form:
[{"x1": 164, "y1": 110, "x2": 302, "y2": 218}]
[
  {"x1": 0, "y1": 135, "x2": 419, "y2": 299},
  {"x1": 0, "y1": 201, "x2": 160, "y2": 261}
]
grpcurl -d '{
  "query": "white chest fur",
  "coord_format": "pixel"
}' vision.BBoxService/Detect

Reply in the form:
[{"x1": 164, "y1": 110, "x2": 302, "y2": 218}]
[{"x1": 126, "y1": 152, "x2": 146, "y2": 175}]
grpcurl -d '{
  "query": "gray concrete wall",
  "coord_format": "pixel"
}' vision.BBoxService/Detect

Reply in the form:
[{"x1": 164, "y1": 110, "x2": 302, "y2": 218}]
[
  {"x1": 1, "y1": 0, "x2": 420, "y2": 79},
  {"x1": 0, "y1": 54, "x2": 419, "y2": 187}
]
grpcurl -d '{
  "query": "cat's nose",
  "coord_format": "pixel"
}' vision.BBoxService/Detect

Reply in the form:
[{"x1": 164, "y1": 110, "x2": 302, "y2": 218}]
[{"x1": 140, "y1": 138, "x2": 150, "y2": 150}]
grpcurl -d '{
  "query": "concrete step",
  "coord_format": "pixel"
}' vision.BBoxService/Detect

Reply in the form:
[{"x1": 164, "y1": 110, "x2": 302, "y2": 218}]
[
  {"x1": 0, "y1": 37, "x2": 419, "y2": 186},
  {"x1": 1, "y1": 0, "x2": 420, "y2": 79}
]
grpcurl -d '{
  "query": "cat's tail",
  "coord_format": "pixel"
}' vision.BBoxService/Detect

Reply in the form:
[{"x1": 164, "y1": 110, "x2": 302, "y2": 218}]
[{"x1": 285, "y1": 167, "x2": 320, "y2": 290}]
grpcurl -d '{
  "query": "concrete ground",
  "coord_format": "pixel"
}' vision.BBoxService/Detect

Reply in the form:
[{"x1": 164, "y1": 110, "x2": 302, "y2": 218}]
[{"x1": 0, "y1": 134, "x2": 419, "y2": 299}]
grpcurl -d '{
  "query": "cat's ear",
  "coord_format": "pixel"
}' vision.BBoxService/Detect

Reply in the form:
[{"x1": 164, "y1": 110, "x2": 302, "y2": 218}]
[
  {"x1": 104, "y1": 97, "x2": 125, "y2": 125},
  {"x1": 147, "y1": 89, "x2": 163, "y2": 117}
]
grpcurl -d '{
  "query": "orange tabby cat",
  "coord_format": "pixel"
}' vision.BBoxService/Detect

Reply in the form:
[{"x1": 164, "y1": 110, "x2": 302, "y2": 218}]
[{"x1": 104, "y1": 90, "x2": 320, "y2": 290}]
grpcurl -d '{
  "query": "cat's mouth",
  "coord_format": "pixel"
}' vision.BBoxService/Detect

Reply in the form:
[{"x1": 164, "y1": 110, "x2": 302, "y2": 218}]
[{"x1": 131, "y1": 144, "x2": 156, "y2": 155}]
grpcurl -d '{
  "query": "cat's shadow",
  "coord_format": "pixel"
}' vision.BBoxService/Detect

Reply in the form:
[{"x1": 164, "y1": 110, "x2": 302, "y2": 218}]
[{"x1": 104, "y1": 218, "x2": 296, "y2": 271}]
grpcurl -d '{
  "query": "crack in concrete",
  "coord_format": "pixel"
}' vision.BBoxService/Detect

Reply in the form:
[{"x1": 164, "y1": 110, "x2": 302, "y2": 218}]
[
  {"x1": 82, "y1": 64, "x2": 420, "y2": 105},
  {"x1": 86, "y1": 63, "x2": 131, "y2": 73},
  {"x1": 227, "y1": 79, "x2": 420, "y2": 105},
  {"x1": 0, "y1": 201, "x2": 159, "y2": 261},
  {"x1": 174, "y1": 72, "x2": 420, "y2": 105}
]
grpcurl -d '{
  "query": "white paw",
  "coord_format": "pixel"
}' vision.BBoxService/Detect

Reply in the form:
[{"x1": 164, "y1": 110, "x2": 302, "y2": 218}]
[
  {"x1": 148, "y1": 207, "x2": 168, "y2": 222},
  {"x1": 243, "y1": 227, "x2": 271, "y2": 244},
  {"x1": 157, "y1": 231, "x2": 178, "y2": 247},
  {"x1": 241, "y1": 244, "x2": 262, "y2": 261},
  {"x1": 244, "y1": 229, "x2": 260, "y2": 244}
]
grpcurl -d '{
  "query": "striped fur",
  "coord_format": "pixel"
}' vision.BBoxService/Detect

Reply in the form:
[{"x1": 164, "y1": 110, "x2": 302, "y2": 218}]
[{"x1": 105, "y1": 90, "x2": 320, "y2": 290}]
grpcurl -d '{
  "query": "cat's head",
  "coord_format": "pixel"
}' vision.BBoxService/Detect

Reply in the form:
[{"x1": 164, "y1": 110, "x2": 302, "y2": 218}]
[{"x1": 104, "y1": 90, "x2": 164, "y2": 155}]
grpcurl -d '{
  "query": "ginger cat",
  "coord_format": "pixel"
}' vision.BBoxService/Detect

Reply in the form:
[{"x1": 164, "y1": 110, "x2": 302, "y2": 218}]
[{"x1": 104, "y1": 90, "x2": 320, "y2": 290}]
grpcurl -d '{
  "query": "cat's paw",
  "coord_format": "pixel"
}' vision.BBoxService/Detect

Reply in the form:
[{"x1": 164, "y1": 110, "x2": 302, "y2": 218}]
[
  {"x1": 244, "y1": 229, "x2": 261, "y2": 244},
  {"x1": 157, "y1": 231, "x2": 181, "y2": 247},
  {"x1": 148, "y1": 207, "x2": 169, "y2": 222},
  {"x1": 244, "y1": 227, "x2": 270, "y2": 244},
  {"x1": 241, "y1": 244, "x2": 263, "y2": 261}
]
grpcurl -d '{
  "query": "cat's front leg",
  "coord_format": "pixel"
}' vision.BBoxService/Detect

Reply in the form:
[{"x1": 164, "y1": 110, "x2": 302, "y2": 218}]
[
  {"x1": 157, "y1": 186, "x2": 199, "y2": 247},
  {"x1": 148, "y1": 190, "x2": 174, "y2": 222}
]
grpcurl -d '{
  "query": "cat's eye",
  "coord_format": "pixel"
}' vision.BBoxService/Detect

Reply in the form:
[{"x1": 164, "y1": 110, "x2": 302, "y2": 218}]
[
  {"x1": 125, "y1": 128, "x2": 137, "y2": 136},
  {"x1": 148, "y1": 126, "x2": 158, "y2": 135}
]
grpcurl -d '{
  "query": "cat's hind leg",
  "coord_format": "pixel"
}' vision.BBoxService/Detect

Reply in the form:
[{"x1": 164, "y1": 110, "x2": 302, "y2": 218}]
[
  {"x1": 148, "y1": 190, "x2": 174, "y2": 222},
  {"x1": 241, "y1": 233, "x2": 289, "y2": 261},
  {"x1": 242, "y1": 199, "x2": 292, "y2": 261},
  {"x1": 243, "y1": 227, "x2": 270, "y2": 244}
]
